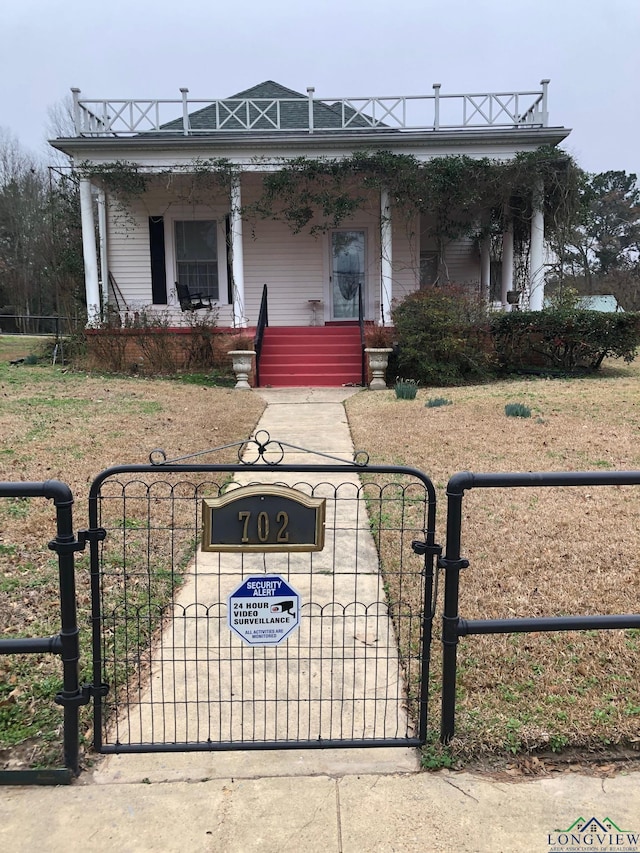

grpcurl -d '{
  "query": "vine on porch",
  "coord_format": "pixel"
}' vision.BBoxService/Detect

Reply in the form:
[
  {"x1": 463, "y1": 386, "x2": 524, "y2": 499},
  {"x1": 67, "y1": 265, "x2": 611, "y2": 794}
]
[{"x1": 79, "y1": 148, "x2": 581, "y2": 285}]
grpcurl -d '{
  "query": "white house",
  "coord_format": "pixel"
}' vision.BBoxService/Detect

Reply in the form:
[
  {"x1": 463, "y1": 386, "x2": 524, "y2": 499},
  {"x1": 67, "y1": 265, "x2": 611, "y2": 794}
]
[{"x1": 51, "y1": 80, "x2": 570, "y2": 386}]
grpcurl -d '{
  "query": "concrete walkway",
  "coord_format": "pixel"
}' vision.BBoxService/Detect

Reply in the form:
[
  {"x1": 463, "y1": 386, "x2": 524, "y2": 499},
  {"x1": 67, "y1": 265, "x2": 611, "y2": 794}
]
[
  {"x1": 2, "y1": 389, "x2": 640, "y2": 852},
  {"x1": 92, "y1": 386, "x2": 417, "y2": 783}
]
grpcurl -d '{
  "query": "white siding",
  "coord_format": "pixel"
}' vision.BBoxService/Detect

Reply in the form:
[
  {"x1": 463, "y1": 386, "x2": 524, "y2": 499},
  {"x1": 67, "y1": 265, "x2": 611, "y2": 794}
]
[
  {"x1": 390, "y1": 216, "x2": 420, "y2": 307},
  {"x1": 105, "y1": 174, "x2": 481, "y2": 325},
  {"x1": 107, "y1": 196, "x2": 153, "y2": 308},
  {"x1": 241, "y1": 178, "x2": 383, "y2": 325},
  {"x1": 443, "y1": 236, "x2": 479, "y2": 284}
]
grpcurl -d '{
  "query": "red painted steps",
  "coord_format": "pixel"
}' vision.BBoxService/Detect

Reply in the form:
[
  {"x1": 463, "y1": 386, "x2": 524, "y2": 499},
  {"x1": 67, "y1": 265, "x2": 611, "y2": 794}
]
[{"x1": 257, "y1": 325, "x2": 363, "y2": 387}]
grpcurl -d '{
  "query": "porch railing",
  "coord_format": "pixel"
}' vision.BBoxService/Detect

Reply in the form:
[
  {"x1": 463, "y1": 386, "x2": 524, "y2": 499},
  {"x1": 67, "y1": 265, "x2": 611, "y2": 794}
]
[
  {"x1": 254, "y1": 284, "x2": 268, "y2": 387},
  {"x1": 70, "y1": 82, "x2": 550, "y2": 137}
]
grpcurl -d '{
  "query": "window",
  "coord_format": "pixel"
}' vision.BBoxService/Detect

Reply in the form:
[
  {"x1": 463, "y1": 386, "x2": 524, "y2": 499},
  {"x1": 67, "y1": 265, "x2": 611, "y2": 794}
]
[
  {"x1": 175, "y1": 220, "x2": 219, "y2": 299},
  {"x1": 419, "y1": 213, "x2": 438, "y2": 287},
  {"x1": 420, "y1": 251, "x2": 438, "y2": 288}
]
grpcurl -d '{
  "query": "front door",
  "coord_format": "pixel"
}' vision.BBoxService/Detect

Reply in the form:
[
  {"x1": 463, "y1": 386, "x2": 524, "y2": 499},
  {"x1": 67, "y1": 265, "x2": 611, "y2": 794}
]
[{"x1": 330, "y1": 230, "x2": 365, "y2": 320}]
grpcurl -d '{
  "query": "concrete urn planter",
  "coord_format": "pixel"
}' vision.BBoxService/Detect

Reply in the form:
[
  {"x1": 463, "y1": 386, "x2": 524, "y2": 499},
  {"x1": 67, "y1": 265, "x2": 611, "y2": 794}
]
[
  {"x1": 228, "y1": 350, "x2": 255, "y2": 390},
  {"x1": 365, "y1": 347, "x2": 393, "y2": 390}
]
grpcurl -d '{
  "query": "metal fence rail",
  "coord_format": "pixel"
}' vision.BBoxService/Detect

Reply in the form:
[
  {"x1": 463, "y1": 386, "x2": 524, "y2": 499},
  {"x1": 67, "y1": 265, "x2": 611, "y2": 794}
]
[
  {"x1": 439, "y1": 470, "x2": 640, "y2": 743},
  {"x1": 0, "y1": 481, "x2": 87, "y2": 783},
  {"x1": 0, "y1": 315, "x2": 81, "y2": 337}
]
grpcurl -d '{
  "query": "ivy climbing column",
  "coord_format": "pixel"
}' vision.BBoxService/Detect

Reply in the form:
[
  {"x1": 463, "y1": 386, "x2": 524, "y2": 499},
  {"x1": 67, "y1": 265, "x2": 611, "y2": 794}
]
[
  {"x1": 79, "y1": 178, "x2": 101, "y2": 325},
  {"x1": 529, "y1": 179, "x2": 545, "y2": 311},
  {"x1": 230, "y1": 175, "x2": 246, "y2": 328},
  {"x1": 380, "y1": 188, "x2": 392, "y2": 324}
]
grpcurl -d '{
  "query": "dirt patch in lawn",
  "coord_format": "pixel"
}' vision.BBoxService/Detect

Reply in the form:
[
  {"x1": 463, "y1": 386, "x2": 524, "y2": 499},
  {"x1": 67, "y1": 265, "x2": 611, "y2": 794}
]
[
  {"x1": 346, "y1": 361, "x2": 640, "y2": 767},
  {"x1": 0, "y1": 351, "x2": 265, "y2": 770}
]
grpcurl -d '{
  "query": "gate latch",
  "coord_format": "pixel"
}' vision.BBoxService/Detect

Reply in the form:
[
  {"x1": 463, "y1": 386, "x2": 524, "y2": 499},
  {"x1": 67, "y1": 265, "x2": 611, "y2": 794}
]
[{"x1": 411, "y1": 540, "x2": 442, "y2": 557}]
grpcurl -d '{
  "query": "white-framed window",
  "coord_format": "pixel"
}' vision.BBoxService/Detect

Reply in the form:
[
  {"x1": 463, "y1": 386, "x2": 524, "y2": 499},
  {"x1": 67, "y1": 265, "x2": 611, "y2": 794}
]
[
  {"x1": 164, "y1": 209, "x2": 229, "y2": 305},
  {"x1": 175, "y1": 219, "x2": 219, "y2": 298}
]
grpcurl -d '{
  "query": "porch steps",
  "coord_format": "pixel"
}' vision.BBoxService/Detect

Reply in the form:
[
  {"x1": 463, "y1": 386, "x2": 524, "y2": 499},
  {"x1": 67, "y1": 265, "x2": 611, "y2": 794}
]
[{"x1": 257, "y1": 326, "x2": 363, "y2": 387}]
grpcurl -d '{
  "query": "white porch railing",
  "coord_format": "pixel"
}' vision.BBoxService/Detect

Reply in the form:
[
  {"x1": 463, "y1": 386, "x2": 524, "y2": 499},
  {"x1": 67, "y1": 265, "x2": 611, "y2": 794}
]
[{"x1": 70, "y1": 81, "x2": 550, "y2": 137}]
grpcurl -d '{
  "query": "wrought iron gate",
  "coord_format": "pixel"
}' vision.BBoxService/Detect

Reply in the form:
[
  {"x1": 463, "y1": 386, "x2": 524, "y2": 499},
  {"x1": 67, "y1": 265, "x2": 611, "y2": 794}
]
[{"x1": 86, "y1": 434, "x2": 438, "y2": 754}]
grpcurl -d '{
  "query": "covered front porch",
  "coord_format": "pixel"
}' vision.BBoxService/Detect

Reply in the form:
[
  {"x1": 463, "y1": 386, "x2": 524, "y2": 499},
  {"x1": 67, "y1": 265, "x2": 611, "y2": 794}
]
[{"x1": 78, "y1": 167, "x2": 548, "y2": 330}]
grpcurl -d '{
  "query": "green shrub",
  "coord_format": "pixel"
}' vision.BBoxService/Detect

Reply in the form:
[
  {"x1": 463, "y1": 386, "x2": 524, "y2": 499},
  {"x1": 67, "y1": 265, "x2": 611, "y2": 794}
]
[
  {"x1": 392, "y1": 286, "x2": 496, "y2": 386},
  {"x1": 425, "y1": 397, "x2": 452, "y2": 408},
  {"x1": 394, "y1": 377, "x2": 419, "y2": 399},
  {"x1": 491, "y1": 309, "x2": 640, "y2": 372},
  {"x1": 505, "y1": 403, "x2": 531, "y2": 418}
]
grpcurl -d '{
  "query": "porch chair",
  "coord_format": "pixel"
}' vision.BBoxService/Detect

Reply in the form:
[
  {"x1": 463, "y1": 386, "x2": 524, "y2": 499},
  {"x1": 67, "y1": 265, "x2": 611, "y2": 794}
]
[{"x1": 175, "y1": 282, "x2": 214, "y2": 311}]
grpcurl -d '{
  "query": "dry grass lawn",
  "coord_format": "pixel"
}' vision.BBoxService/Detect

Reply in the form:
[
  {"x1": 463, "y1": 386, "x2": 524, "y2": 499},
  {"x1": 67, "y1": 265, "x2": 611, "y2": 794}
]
[
  {"x1": 1, "y1": 333, "x2": 639, "y2": 772},
  {"x1": 346, "y1": 362, "x2": 640, "y2": 766},
  {"x1": 0, "y1": 339, "x2": 265, "y2": 769}
]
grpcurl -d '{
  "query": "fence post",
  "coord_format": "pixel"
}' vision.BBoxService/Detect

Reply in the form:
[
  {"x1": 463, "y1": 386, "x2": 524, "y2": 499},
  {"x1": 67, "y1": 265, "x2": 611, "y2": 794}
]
[
  {"x1": 46, "y1": 481, "x2": 86, "y2": 776},
  {"x1": 440, "y1": 473, "x2": 470, "y2": 743}
]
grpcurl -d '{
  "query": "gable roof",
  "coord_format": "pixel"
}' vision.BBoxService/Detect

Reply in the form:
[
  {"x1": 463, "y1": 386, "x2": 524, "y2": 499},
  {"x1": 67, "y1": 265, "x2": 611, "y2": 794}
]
[{"x1": 160, "y1": 80, "x2": 372, "y2": 134}]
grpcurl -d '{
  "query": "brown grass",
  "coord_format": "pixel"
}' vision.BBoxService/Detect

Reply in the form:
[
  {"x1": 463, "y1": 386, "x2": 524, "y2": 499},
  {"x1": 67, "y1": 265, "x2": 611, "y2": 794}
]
[
  {"x1": 1, "y1": 334, "x2": 639, "y2": 769},
  {"x1": 346, "y1": 361, "x2": 640, "y2": 762},
  {"x1": 0, "y1": 341, "x2": 265, "y2": 768}
]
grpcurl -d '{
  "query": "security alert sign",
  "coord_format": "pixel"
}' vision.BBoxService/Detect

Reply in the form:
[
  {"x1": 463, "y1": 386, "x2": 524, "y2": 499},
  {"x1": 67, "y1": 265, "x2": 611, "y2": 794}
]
[{"x1": 227, "y1": 575, "x2": 301, "y2": 646}]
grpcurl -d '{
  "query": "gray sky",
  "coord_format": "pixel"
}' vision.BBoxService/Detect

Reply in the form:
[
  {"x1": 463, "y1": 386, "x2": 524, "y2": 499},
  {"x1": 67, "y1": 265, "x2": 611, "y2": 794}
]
[{"x1": 2, "y1": 0, "x2": 639, "y2": 174}]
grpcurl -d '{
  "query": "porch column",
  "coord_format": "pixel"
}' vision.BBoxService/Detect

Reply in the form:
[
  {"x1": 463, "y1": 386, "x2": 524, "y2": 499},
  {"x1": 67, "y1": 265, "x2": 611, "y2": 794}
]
[
  {"x1": 79, "y1": 178, "x2": 101, "y2": 325},
  {"x1": 529, "y1": 180, "x2": 545, "y2": 311},
  {"x1": 96, "y1": 188, "x2": 109, "y2": 309},
  {"x1": 230, "y1": 175, "x2": 246, "y2": 328},
  {"x1": 380, "y1": 187, "x2": 392, "y2": 324},
  {"x1": 501, "y1": 211, "x2": 514, "y2": 309}
]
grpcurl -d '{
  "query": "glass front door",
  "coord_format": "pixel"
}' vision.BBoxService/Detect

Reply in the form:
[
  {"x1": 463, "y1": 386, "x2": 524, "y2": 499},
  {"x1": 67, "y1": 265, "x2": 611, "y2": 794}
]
[{"x1": 331, "y1": 230, "x2": 365, "y2": 319}]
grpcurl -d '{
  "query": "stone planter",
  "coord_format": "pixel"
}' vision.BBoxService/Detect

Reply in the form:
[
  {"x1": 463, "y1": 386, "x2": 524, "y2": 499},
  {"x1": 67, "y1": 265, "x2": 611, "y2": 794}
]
[
  {"x1": 228, "y1": 350, "x2": 255, "y2": 390},
  {"x1": 365, "y1": 347, "x2": 393, "y2": 390}
]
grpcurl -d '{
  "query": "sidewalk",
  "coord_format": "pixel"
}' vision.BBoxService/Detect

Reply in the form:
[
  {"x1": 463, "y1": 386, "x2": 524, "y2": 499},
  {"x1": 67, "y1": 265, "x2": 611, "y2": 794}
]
[{"x1": 1, "y1": 389, "x2": 639, "y2": 853}]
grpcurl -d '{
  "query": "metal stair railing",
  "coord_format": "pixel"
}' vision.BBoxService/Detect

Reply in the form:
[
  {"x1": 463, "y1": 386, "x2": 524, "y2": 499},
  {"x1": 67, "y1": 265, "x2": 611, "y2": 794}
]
[{"x1": 254, "y1": 284, "x2": 268, "y2": 387}]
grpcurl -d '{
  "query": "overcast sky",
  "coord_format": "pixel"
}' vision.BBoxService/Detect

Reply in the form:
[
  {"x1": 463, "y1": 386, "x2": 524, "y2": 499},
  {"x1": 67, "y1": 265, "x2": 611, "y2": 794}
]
[{"x1": 2, "y1": 0, "x2": 638, "y2": 174}]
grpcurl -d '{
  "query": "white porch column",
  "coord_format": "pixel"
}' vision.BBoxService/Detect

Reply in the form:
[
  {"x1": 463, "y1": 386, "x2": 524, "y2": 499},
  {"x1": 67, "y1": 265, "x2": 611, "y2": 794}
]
[
  {"x1": 529, "y1": 180, "x2": 545, "y2": 311},
  {"x1": 501, "y1": 212, "x2": 514, "y2": 309},
  {"x1": 96, "y1": 188, "x2": 109, "y2": 309},
  {"x1": 79, "y1": 178, "x2": 101, "y2": 325},
  {"x1": 380, "y1": 187, "x2": 392, "y2": 324},
  {"x1": 230, "y1": 175, "x2": 246, "y2": 328}
]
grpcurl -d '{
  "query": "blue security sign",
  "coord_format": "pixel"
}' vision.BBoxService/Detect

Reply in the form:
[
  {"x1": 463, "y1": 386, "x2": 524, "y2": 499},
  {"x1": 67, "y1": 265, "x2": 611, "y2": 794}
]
[{"x1": 227, "y1": 575, "x2": 301, "y2": 646}]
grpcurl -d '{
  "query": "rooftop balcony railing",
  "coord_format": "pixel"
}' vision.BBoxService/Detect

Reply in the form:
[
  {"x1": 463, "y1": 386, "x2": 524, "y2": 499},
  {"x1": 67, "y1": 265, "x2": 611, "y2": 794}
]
[{"x1": 70, "y1": 81, "x2": 550, "y2": 138}]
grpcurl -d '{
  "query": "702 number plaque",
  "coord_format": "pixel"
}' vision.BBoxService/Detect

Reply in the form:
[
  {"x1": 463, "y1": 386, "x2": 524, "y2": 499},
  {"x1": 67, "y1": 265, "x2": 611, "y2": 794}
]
[{"x1": 202, "y1": 485, "x2": 326, "y2": 552}]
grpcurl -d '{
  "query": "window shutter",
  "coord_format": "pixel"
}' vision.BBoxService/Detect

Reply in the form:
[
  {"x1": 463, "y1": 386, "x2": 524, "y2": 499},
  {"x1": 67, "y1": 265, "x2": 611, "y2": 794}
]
[{"x1": 148, "y1": 217, "x2": 168, "y2": 305}]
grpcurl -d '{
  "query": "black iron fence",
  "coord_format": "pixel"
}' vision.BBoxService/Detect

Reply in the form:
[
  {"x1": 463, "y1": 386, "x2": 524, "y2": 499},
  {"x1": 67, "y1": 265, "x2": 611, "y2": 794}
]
[
  {"x1": 0, "y1": 481, "x2": 88, "y2": 783},
  {"x1": 86, "y1": 445, "x2": 438, "y2": 754},
  {"x1": 439, "y1": 470, "x2": 640, "y2": 743},
  {"x1": 2, "y1": 463, "x2": 640, "y2": 781},
  {"x1": 0, "y1": 314, "x2": 81, "y2": 336}
]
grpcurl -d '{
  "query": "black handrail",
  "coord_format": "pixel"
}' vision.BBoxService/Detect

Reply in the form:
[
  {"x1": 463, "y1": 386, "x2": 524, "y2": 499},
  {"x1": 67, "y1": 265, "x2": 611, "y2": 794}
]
[
  {"x1": 358, "y1": 283, "x2": 365, "y2": 386},
  {"x1": 254, "y1": 284, "x2": 268, "y2": 387}
]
